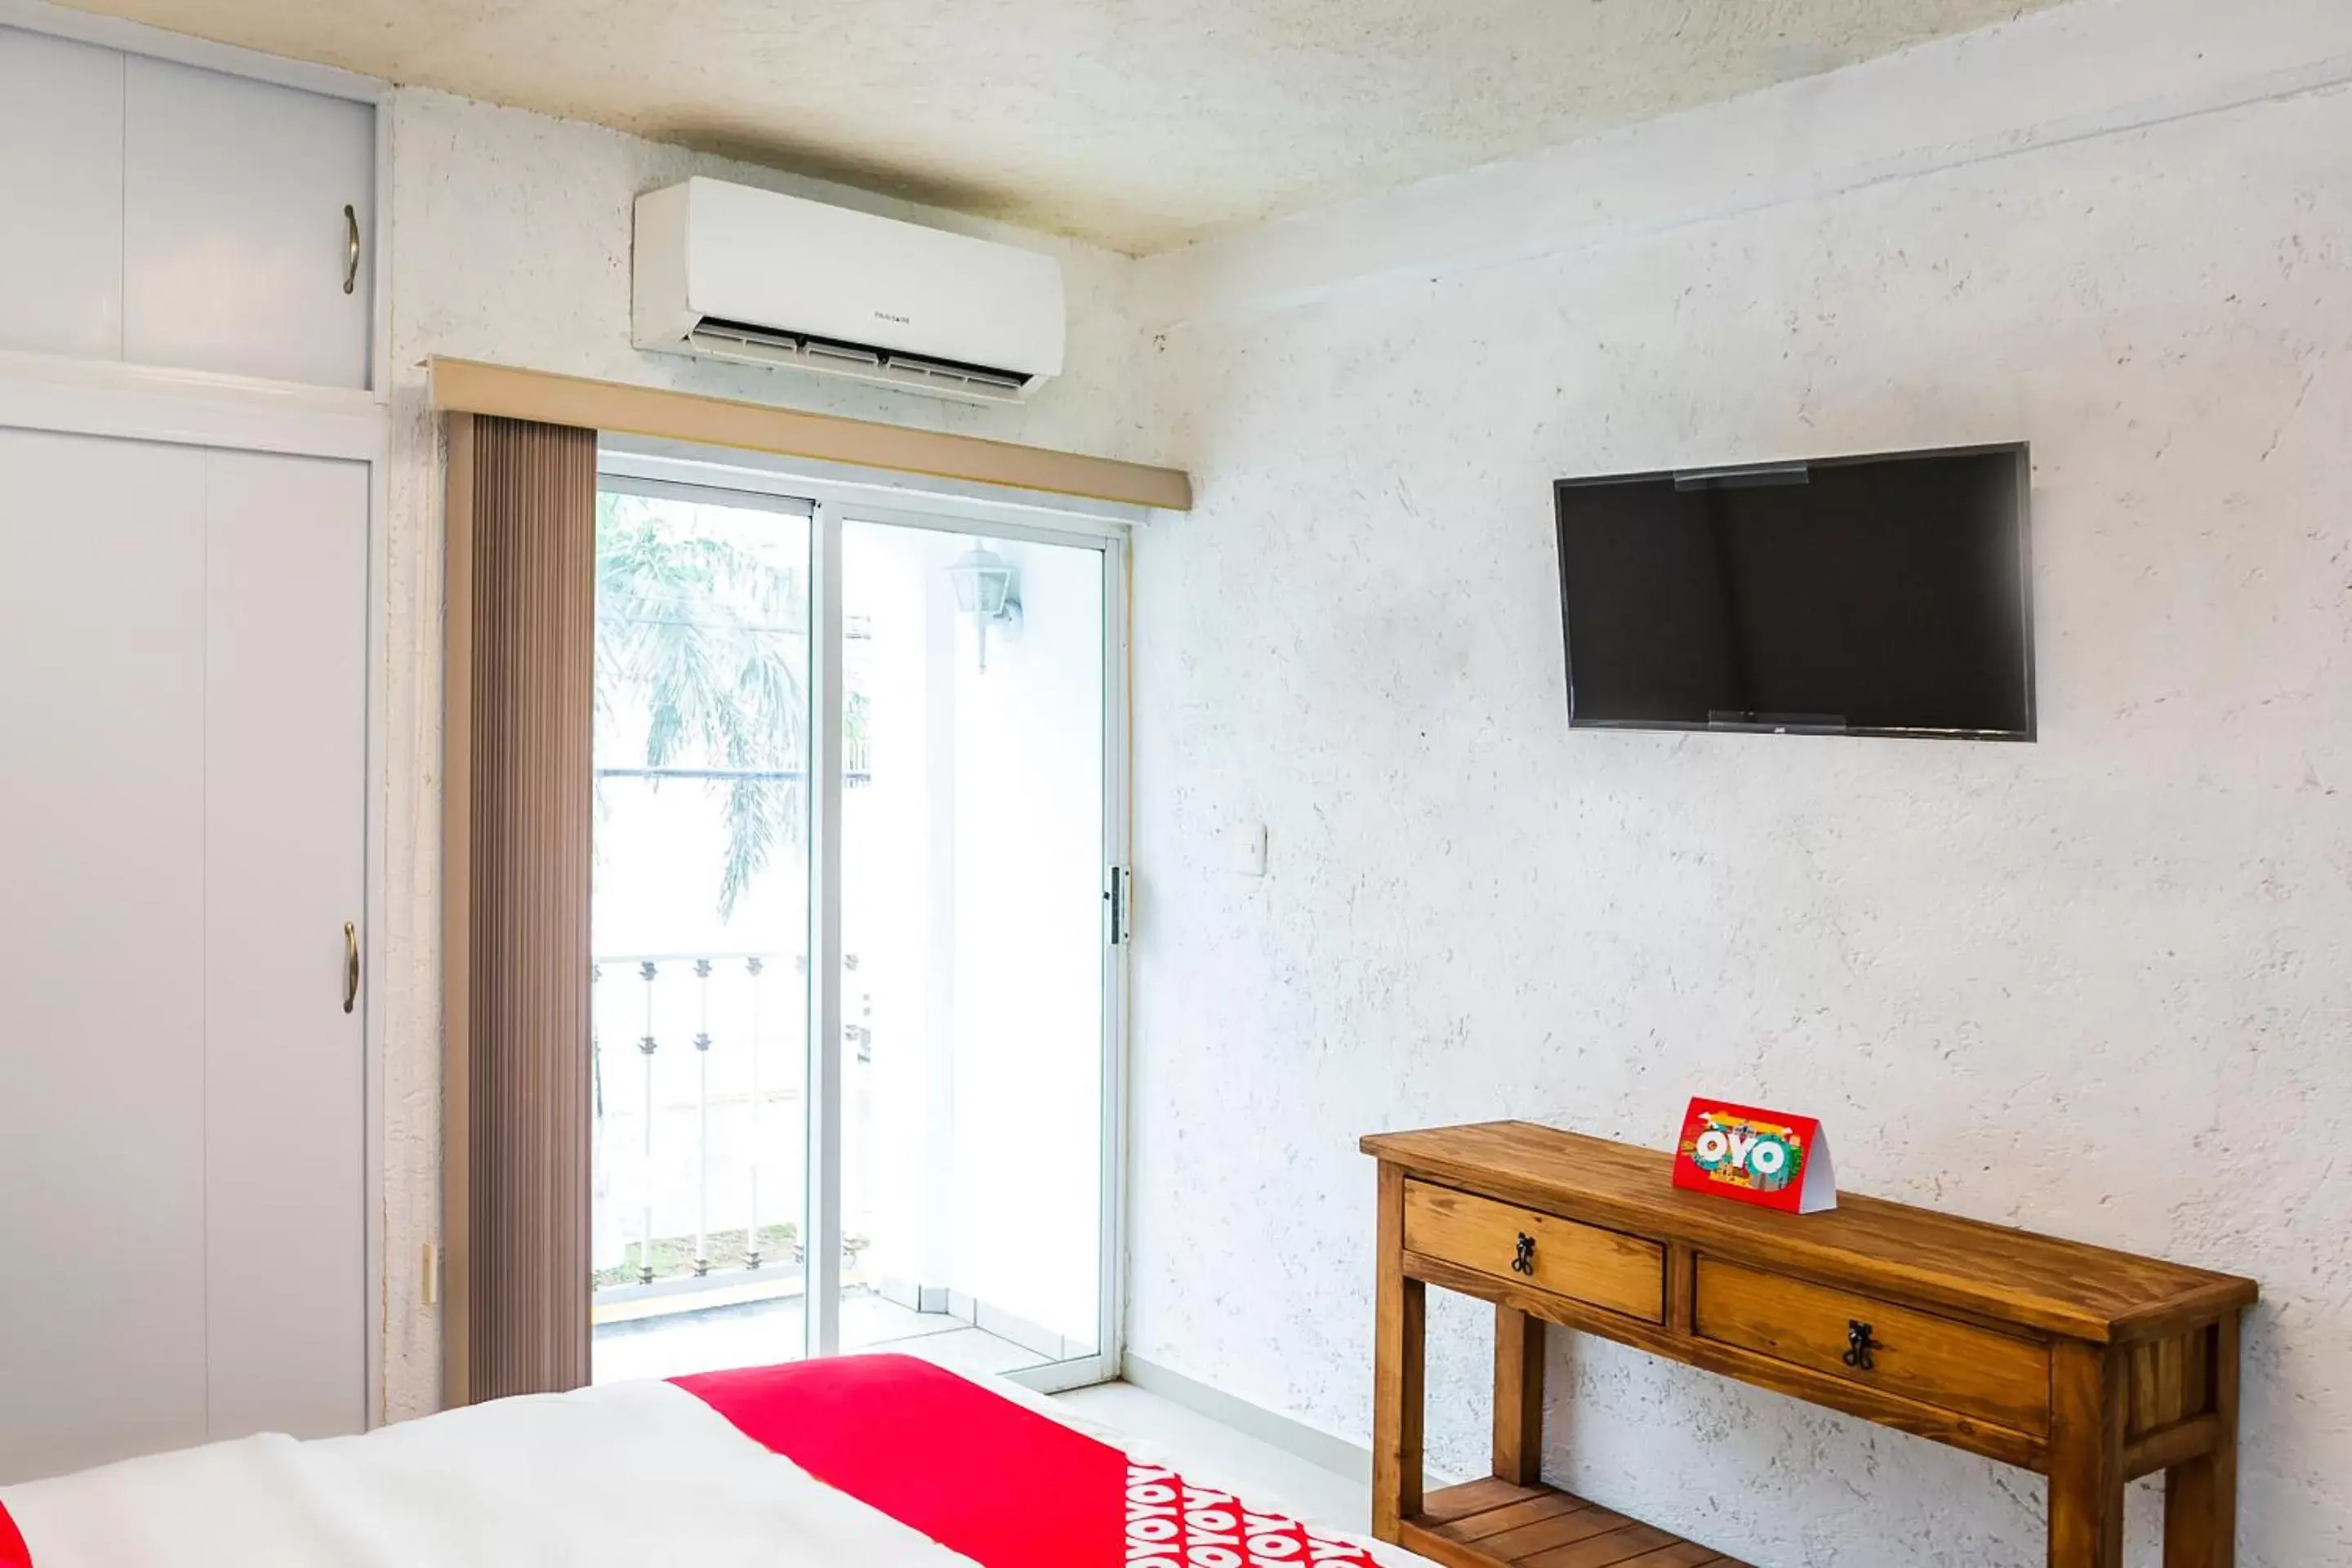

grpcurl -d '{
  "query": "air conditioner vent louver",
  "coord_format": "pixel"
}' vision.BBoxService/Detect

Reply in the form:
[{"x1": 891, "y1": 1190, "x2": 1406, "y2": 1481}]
[
  {"x1": 634, "y1": 179, "x2": 1065, "y2": 405},
  {"x1": 688, "y1": 320, "x2": 1036, "y2": 402},
  {"x1": 887, "y1": 355, "x2": 1027, "y2": 395},
  {"x1": 803, "y1": 338, "x2": 882, "y2": 369}
]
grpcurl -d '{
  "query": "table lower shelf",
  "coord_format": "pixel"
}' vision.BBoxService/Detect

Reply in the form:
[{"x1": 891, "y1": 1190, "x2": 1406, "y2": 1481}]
[{"x1": 1400, "y1": 1479, "x2": 1748, "y2": 1568}]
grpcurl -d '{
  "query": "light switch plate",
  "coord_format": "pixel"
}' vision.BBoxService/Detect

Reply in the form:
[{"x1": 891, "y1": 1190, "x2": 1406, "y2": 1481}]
[{"x1": 1226, "y1": 822, "x2": 1267, "y2": 877}]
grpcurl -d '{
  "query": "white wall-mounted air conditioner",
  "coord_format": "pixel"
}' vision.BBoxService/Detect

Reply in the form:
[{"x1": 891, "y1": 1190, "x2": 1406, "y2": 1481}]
[{"x1": 632, "y1": 178, "x2": 1066, "y2": 404}]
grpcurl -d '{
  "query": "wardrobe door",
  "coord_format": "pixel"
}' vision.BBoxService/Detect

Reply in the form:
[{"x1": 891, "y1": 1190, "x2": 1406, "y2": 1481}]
[
  {"x1": 0, "y1": 26, "x2": 125, "y2": 359},
  {"x1": 122, "y1": 56, "x2": 375, "y2": 387},
  {"x1": 0, "y1": 428, "x2": 212, "y2": 1483},
  {"x1": 202, "y1": 448, "x2": 369, "y2": 1441},
  {"x1": 0, "y1": 431, "x2": 369, "y2": 1481}
]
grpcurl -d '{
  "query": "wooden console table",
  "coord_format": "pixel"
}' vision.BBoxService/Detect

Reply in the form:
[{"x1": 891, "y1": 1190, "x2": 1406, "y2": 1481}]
[{"x1": 1363, "y1": 1121, "x2": 2255, "y2": 1568}]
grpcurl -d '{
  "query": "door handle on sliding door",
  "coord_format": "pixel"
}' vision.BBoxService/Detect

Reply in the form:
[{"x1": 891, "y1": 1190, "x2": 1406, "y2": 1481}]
[
  {"x1": 344, "y1": 921, "x2": 360, "y2": 1013},
  {"x1": 1105, "y1": 866, "x2": 1130, "y2": 947}
]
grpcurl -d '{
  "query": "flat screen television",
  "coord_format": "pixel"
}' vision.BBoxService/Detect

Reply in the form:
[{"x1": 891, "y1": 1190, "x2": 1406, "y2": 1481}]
[{"x1": 1553, "y1": 444, "x2": 2034, "y2": 740}]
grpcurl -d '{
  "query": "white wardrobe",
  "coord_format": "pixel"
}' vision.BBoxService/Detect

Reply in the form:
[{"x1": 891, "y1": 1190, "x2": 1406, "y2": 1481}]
[
  {"x1": 0, "y1": 18, "x2": 377, "y2": 1482},
  {"x1": 0, "y1": 427, "x2": 370, "y2": 1481}
]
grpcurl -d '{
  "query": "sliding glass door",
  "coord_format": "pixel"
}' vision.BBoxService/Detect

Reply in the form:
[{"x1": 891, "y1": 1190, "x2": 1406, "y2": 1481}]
[
  {"x1": 827, "y1": 515, "x2": 1111, "y2": 1382},
  {"x1": 587, "y1": 483, "x2": 815, "y2": 1383},
  {"x1": 588, "y1": 468, "x2": 1124, "y2": 1393}
]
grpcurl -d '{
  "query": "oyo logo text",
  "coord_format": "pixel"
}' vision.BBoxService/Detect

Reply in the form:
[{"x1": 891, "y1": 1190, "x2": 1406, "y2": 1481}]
[{"x1": 1693, "y1": 1126, "x2": 1791, "y2": 1178}]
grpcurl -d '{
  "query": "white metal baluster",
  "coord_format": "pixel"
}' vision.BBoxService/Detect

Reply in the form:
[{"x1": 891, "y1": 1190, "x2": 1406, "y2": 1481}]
[
  {"x1": 693, "y1": 957, "x2": 711, "y2": 1277},
  {"x1": 638, "y1": 960, "x2": 658, "y2": 1285},
  {"x1": 745, "y1": 954, "x2": 764, "y2": 1269}
]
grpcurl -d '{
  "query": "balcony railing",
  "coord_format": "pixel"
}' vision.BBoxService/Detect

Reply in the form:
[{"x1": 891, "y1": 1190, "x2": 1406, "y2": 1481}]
[{"x1": 590, "y1": 951, "x2": 866, "y2": 1298}]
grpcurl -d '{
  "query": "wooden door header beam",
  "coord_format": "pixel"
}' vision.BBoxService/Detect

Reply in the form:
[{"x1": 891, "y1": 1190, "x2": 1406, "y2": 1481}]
[{"x1": 427, "y1": 358, "x2": 1192, "y2": 513}]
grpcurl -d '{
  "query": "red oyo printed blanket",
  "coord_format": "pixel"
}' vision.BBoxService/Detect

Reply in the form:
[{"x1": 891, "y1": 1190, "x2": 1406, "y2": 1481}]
[{"x1": 676, "y1": 1354, "x2": 1385, "y2": 1567}]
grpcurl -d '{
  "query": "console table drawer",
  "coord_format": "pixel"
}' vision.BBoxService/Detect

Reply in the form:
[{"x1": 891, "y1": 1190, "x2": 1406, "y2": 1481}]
[
  {"x1": 1694, "y1": 1257, "x2": 2051, "y2": 1435},
  {"x1": 1402, "y1": 1181, "x2": 1664, "y2": 1323}
]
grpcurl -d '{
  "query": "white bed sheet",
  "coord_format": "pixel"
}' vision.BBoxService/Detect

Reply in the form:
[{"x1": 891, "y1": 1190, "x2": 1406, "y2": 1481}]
[{"x1": 2, "y1": 1370, "x2": 1435, "y2": 1568}]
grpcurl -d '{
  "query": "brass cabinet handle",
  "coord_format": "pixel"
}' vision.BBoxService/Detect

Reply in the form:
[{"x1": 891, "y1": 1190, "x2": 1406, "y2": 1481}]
[
  {"x1": 343, "y1": 205, "x2": 360, "y2": 296},
  {"x1": 343, "y1": 921, "x2": 360, "y2": 1013},
  {"x1": 1511, "y1": 1232, "x2": 1537, "y2": 1276}
]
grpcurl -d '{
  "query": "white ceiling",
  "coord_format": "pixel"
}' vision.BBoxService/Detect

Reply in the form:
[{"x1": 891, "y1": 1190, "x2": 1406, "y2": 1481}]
[{"x1": 53, "y1": 0, "x2": 2063, "y2": 254}]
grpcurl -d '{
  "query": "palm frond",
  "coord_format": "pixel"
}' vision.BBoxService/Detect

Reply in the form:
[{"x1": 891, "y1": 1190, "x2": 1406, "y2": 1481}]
[{"x1": 595, "y1": 492, "x2": 812, "y2": 918}]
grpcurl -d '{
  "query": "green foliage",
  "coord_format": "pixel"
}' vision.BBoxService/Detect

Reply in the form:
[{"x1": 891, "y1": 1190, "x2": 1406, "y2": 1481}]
[{"x1": 595, "y1": 492, "x2": 809, "y2": 919}]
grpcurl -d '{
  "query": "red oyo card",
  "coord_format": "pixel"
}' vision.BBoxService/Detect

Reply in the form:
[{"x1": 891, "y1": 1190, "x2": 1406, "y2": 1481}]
[{"x1": 1671, "y1": 1098, "x2": 1838, "y2": 1214}]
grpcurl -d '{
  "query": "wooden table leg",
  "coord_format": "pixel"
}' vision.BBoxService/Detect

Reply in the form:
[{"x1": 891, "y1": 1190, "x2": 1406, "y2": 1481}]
[
  {"x1": 2163, "y1": 1316, "x2": 2239, "y2": 1568},
  {"x1": 1494, "y1": 1303, "x2": 1545, "y2": 1486},
  {"x1": 2048, "y1": 1339, "x2": 2128, "y2": 1568},
  {"x1": 1373, "y1": 1163, "x2": 1425, "y2": 1542}
]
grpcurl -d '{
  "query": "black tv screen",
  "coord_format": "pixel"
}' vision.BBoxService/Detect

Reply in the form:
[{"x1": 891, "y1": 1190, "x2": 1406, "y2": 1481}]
[{"x1": 1554, "y1": 445, "x2": 2034, "y2": 739}]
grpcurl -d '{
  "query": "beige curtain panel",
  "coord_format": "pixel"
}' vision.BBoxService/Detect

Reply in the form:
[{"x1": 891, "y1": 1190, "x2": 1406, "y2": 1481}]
[{"x1": 441, "y1": 413, "x2": 598, "y2": 1406}]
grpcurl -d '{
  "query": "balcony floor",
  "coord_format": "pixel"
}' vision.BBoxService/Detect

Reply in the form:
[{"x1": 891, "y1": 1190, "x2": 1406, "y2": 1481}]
[{"x1": 591, "y1": 1288, "x2": 1056, "y2": 1384}]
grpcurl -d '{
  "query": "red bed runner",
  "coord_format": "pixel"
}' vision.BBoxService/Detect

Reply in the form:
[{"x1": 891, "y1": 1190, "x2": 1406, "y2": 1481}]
[
  {"x1": 0, "y1": 1494, "x2": 27, "y2": 1568},
  {"x1": 674, "y1": 1354, "x2": 1382, "y2": 1567}
]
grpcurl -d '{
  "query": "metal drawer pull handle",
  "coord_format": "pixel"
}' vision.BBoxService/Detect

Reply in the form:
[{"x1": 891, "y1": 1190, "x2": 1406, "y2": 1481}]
[
  {"x1": 344, "y1": 205, "x2": 360, "y2": 295},
  {"x1": 343, "y1": 921, "x2": 360, "y2": 1013},
  {"x1": 1511, "y1": 1232, "x2": 1536, "y2": 1276},
  {"x1": 1842, "y1": 1320, "x2": 1878, "y2": 1371}
]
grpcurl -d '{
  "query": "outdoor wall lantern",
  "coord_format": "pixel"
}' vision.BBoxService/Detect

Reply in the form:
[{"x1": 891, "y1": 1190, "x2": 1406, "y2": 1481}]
[{"x1": 947, "y1": 545, "x2": 1021, "y2": 672}]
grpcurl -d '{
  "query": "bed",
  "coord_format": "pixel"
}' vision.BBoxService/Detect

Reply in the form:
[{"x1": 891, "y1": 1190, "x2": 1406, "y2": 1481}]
[{"x1": 0, "y1": 1354, "x2": 1431, "y2": 1568}]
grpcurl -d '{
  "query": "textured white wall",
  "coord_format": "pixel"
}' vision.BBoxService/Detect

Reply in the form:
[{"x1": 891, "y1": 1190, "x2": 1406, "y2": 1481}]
[
  {"x1": 375, "y1": 87, "x2": 1155, "y2": 1419},
  {"x1": 1126, "y1": 2, "x2": 2352, "y2": 1564}
]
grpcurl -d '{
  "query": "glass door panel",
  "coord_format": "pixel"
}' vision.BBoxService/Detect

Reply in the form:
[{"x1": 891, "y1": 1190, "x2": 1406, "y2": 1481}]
[
  {"x1": 831, "y1": 518, "x2": 1111, "y2": 1381},
  {"x1": 589, "y1": 483, "x2": 813, "y2": 1383}
]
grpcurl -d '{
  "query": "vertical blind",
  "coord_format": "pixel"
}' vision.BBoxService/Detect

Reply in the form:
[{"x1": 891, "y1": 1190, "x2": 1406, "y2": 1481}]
[{"x1": 442, "y1": 413, "x2": 597, "y2": 1405}]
